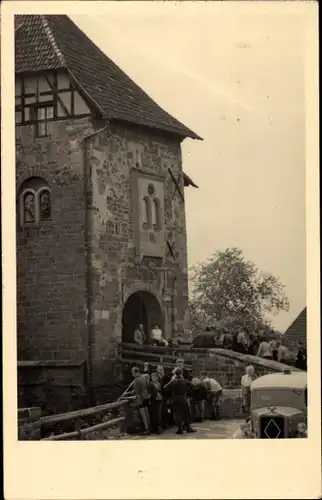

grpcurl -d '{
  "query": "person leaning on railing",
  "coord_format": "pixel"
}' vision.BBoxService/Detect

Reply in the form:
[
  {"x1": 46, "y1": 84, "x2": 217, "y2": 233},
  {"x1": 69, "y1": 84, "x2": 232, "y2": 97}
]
[
  {"x1": 131, "y1": 366, "x2": 151, "y2": 435},
  {"x1": 188, "y1": 377, "x2": 208, "y2": 422},
  {"x1": 200, "y1": 371, "x2": 223, "y2": 420}
]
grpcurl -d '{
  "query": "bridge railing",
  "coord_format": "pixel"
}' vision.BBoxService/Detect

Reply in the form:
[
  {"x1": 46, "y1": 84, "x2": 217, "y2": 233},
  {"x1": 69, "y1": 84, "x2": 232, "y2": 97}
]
[
  {"x1": 19, "y1": 395, "x2": 137, "y2": 441},
  {"x1": 42, "y1": 395, "x2": 137, "y2": 440},
  {"x1": 118, "y1": 342, "x2": 194, "y2": 369}
]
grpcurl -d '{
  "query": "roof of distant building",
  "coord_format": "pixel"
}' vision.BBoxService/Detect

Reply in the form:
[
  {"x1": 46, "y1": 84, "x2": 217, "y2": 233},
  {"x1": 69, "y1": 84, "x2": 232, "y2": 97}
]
[
  {"x1": 15, "y1": 14, "x2": 202, "y2": 141},
  {"x1": 283, "y1": 307, "x2": 307, "y2": 348}
]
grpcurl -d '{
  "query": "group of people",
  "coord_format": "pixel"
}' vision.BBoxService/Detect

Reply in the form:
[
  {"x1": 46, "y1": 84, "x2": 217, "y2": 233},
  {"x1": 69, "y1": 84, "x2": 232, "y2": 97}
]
[
  {"x1": 231, "y1": 330, "x2": 287, "y2": 362},
  {"x1": 130, "y1": 358, "x2": 223, "y2": 436},
  {"x1": 203, "y1": 327, "x2": 287, "y2": 360},
  {"x1": 133, "y1": 324, "x2": 169, "y2": 347},
  {"x1": 133, "y1": 324, "x2": 307, "y2": 371},
  {"x1": 256, "y1": 337, "x2": 307, "y2": 369},
  {"x1": 206, "y1": 326, "x2": 308, "y2": 368}
]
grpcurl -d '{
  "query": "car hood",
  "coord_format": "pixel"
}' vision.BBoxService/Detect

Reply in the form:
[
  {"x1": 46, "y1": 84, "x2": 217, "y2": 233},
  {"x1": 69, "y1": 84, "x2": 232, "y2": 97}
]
[{"x1": 252, "y1": 406, "x2": 303, "y2": 418}]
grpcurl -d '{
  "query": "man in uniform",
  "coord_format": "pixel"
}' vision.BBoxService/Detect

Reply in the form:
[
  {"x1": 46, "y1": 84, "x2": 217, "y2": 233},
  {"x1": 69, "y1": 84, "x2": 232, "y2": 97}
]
[{"x1": 165, "y1": 367, "x2": 196, "y2": 435}]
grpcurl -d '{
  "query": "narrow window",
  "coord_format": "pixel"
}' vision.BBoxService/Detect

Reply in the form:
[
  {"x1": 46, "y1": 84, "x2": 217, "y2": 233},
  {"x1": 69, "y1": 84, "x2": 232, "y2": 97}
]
[
  {"x1": 152, "y1": 199, "x2": 157, "y2": 226},
  {"x1": 153, "y1": 198, "x2": 162, "y2": 230},
  {"x1": 22, "y1": 191, "x2": 36, "y2": 224},
  {"x1": 36, "y1": 105, "x2": 54, "y2": 137},
  {"x1": 142, "y1": 196, "x2": 152, "y2": 229},
  {"x1": 39, "y1": 189, "x2": 51, "y2": 221}
]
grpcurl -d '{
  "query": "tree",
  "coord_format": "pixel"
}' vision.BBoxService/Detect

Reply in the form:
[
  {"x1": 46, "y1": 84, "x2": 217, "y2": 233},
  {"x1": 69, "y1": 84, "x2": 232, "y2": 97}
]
[{"x1": 189, "y1": 247, "x2": 289, "y2": 335}]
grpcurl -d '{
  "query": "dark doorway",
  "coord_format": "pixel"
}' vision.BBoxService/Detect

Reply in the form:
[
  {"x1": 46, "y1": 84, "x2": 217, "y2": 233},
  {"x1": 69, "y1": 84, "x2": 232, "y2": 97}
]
[{"x1": 122, "y1": 291, "x2": 163, "y2": 343}]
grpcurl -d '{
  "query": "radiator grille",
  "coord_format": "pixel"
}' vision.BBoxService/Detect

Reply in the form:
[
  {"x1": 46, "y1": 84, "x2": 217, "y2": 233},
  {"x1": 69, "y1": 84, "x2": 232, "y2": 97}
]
[{"x1": 260, "y1": 416, "x2": 285, "y2": 439}]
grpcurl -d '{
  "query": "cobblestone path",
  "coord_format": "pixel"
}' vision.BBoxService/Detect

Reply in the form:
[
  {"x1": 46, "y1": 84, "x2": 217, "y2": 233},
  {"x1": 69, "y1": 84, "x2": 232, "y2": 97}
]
[{"x1": 121, "y1": 419, "x2": 242, "y2": 440}]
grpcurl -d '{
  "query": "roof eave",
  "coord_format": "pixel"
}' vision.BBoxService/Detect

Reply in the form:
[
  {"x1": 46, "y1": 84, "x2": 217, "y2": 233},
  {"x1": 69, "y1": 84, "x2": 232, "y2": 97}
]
[
  {"x1": 183, "y1": 172, "x2": 199, "y2": 188},
  {"x1": 106, "y1": 114, "x2": 202, "y2": 141}
]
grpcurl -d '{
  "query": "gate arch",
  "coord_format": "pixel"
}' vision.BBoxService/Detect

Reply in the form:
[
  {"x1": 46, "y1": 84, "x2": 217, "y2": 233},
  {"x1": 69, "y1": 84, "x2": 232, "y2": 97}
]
[{"x1": 122, "y1": 290, "x2": 163, "y2": 343}]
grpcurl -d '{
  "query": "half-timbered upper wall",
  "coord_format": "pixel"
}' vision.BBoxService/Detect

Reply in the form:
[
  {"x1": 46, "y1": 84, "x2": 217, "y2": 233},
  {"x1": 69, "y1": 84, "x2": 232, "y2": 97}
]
[{"x1": 15, "y1": 69, "x2": 91, "y2": 127}]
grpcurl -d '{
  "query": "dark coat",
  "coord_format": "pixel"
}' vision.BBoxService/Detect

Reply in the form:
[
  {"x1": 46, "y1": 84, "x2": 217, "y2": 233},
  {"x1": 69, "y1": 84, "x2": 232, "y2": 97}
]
[
  {"x1": 167, "y1": 377, "x2": 191, "y2": 399},
  {"x1": 182, "y1": 367, "x2": 193, "y2": 381},
  {"x1": 188, "y1": 383, "x2": 208, "y2": 402},
  {"x1": 147, "y1": 381, "x2": 163, "y2": 401}
]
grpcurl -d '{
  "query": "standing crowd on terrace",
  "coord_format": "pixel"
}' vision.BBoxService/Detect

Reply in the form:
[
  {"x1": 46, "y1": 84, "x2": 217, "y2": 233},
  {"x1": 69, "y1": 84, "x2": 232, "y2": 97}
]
[
  {"x1": 131, "y1": 323, "x2": 307, "y2": 371},
  {"x1": 129, "y1": 358, "x2": 223, "y2": 436}
]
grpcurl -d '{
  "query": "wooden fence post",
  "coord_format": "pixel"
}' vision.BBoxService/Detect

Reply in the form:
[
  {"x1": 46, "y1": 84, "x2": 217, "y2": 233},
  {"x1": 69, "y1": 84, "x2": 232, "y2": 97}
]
[{"x1": 74, "y1": 418, "x2": 82, "y2": 440}]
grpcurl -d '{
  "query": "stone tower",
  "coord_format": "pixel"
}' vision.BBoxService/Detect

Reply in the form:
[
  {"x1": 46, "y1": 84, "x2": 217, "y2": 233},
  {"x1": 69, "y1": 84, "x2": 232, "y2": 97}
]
[{"x1": 15, "y1": 15, "x2": 201, "y2": 409}]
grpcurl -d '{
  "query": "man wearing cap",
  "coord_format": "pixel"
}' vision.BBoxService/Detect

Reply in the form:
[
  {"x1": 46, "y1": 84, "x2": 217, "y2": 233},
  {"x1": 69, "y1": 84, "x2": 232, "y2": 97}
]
[{"x1": 165, "y1": 367, "x2": 196, "y2": 435}]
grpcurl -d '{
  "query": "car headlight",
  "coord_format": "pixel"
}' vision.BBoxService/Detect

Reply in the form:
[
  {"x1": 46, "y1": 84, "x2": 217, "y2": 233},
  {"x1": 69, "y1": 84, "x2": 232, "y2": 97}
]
[{"x1": 296, "y1": 421, "x2": 307, "y2": 434}]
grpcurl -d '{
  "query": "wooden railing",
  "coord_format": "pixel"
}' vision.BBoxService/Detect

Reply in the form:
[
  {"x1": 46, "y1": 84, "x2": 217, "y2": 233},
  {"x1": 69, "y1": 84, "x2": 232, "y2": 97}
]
[
  {"x1": 118, "y1": 342, "x2": 193, "y2": 368},
  {"x1": 25, "y1": 395, "x2": 137, "y2": 441}
]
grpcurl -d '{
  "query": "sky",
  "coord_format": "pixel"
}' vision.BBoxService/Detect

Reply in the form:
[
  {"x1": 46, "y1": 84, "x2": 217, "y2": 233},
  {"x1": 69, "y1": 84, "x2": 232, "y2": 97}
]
[{"x1": 71, "y1": 4, "x2": 306, "y2": 332}]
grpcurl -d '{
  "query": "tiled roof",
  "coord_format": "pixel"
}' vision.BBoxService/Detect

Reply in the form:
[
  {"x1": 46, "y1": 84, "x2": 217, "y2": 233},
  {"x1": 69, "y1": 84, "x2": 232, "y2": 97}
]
[
  {"x1": 15, "y1": 15, "x2": 201, "y2": 140},
  {"x1": 284, "y1": 307, "x2": 307, "y2": 349}
]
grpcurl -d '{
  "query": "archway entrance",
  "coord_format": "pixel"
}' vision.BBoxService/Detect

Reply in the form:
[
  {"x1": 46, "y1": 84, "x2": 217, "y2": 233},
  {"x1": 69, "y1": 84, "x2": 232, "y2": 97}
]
[{"x1": 122, "y1": 291, "x2": 163, "y2": 343}]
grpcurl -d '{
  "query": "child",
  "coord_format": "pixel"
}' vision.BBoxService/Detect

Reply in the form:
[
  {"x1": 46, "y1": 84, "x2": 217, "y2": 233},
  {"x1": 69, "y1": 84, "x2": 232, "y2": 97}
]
[
  {"x1": 147, "y1": 372, "x2": 163, "y2": 434},
  {"x1": 233, "y1": 417, "x2": 254, "y2": 439}
]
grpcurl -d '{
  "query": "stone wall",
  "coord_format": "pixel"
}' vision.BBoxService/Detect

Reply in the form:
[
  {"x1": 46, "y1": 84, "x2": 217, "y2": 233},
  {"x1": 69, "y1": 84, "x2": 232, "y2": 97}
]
[
  {"x1": 16, "y1": 116, "x2": 94, "y2": 363},
  {"x1": 191, "y1": 348, "x2": 302, "y2": 389},
  {"x1": 119, "y1": 343, "x2": 302, "y2": 390},
  {"x1": 18, "y1": 360, "x2": 88, "y2": 415},
  {"x1": 87, "y1": 122, "x2": 190, "y2": 387},
  {"x1": 16, "y1": 115, "x2": 191, "y2": 410}
]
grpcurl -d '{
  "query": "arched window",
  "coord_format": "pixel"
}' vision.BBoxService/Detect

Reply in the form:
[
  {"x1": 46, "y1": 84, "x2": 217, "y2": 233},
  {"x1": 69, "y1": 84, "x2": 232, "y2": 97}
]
[
  {"x1": 19, "y1": 177, "x2": 51, "y2": 226},
  {"x1": 22, "y1": 190, "x2": 36, "y2": 223},
  {"x1": 39, "y1": 188, "x2": 51, "y2": 221}
]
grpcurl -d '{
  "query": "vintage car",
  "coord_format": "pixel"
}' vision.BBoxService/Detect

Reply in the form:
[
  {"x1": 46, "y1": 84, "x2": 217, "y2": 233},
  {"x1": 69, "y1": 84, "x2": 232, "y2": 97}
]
[{"x1": 250, "y1": 370, "x2": 307, "y2": 438}]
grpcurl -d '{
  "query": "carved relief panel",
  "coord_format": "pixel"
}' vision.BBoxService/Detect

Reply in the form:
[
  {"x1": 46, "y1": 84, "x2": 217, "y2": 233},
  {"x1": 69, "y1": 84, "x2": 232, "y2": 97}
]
[{"x1": 132, "y1": 168, "x2": 165, "y2": 260}]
